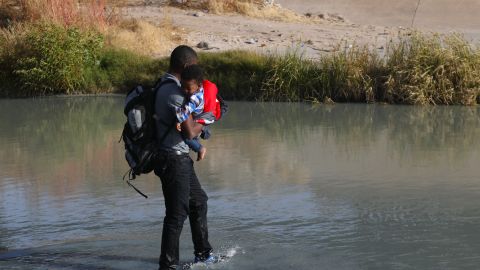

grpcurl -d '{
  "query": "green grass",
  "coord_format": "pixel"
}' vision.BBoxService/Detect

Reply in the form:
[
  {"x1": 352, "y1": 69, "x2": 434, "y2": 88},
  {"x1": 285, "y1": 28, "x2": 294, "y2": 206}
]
[{"x1": 1, "y1": 23, "x2": 479, "y2": 105}]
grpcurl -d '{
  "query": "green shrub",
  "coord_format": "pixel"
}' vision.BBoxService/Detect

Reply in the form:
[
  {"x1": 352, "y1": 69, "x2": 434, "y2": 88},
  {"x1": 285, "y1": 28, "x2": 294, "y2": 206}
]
[
  {"x1": 11, "y1": 23, "x2": 103, "y2": 96},
  {"x1": 94, "y1": 48, "x2": 164, "y2": 92},
  {"x1": 0, "y1": 23, "x2": 165, "y2": 96}
]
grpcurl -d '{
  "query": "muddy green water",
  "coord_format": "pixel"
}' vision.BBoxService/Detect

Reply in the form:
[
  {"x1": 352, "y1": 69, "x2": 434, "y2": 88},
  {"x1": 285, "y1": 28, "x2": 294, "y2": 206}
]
[{"x1": 0, "y1": 97, "x2": 480, "y2": 270}]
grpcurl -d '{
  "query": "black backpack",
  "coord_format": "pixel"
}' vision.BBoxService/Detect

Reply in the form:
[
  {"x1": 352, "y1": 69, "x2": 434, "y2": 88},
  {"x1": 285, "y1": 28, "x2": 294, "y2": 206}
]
[{"x1": 121, "y1": 79, "x2": 175, "y2": 197}]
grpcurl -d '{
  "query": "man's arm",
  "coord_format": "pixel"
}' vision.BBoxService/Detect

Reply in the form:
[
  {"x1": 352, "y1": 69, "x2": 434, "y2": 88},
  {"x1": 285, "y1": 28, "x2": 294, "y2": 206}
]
[{"x1": 181, "y1": 114, "x2": 203, "y2": 139}]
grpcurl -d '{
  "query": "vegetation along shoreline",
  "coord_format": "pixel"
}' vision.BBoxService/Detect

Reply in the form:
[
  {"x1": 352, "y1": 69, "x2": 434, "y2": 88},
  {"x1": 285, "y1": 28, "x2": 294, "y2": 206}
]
[{"x1": 0, "y1": 1, "x2": 478, "y2": 105}]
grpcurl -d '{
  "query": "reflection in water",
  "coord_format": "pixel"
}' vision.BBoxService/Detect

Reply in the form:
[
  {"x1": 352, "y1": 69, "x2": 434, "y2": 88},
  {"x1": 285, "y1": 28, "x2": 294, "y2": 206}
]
[
  {"x1": 1, "y1": 98, "x2": 480, "y2": 269},
  {"x1": 204, "y1": 103, "x2": 480, "y2": 190},
  {"x1": 0, "y1": 97, "x2": 123, "y2": 182}
]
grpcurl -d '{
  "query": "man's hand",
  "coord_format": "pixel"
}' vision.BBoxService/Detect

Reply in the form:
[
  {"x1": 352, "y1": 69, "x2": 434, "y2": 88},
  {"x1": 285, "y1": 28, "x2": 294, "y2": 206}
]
[{"x1": 180, "y1": 114, "x2": 203, "y2": 139}]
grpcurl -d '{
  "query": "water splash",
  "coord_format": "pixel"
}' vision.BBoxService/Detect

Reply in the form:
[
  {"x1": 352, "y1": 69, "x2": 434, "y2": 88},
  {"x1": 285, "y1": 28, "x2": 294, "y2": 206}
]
[
  {"x1": 185, "y1": 246, "x2": 242, "y2": 269},
  {"x1": 225, "y1": 246, "x2": 240, "y2": 258}
]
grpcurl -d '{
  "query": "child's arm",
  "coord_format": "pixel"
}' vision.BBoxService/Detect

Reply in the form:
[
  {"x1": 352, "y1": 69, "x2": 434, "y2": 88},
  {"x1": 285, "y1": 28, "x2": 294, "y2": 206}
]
[
  {"x1": 184, "y1": 137, "x2": 203, "y2": 153},
  {"x1": 184, "y1": 137, "x2": 207, "y2": 161}
]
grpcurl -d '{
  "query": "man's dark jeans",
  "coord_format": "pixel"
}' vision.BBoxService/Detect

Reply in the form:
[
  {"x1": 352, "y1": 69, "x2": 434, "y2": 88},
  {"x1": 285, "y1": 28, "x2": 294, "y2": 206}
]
[{"x1": 154, "y1": 151, "x2": 213, "y2": 270}]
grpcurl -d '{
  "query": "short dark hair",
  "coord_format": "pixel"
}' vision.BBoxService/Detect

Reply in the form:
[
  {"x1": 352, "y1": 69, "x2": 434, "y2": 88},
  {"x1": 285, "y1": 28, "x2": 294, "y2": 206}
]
[
  {"x1": 181, "y1": 65, "x2": 204, "y2": 84},
  {"x1": 170, "y1": 45, "x2": 198, "y2": 73}
]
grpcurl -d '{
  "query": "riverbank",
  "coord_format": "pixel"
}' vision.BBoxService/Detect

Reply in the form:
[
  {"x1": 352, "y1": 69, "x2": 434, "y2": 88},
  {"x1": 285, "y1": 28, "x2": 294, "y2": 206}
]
[
  {"x1": 0, "y1": 1, "x2": 479, "y2": 104},
  {"x1": 1, "y1": 27, "x2": 479, "y2": 105}
]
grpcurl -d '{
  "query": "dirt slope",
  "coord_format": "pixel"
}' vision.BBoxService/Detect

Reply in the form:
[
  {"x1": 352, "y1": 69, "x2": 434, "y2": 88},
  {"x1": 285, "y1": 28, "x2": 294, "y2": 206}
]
[{"x1": 277, "y1": 0, "x2": 480, "y2": 31}]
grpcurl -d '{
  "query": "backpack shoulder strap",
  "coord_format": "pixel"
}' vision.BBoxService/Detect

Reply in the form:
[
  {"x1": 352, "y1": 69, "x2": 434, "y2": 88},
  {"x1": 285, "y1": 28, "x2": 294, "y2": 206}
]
[
  {"x1": 153, "y1": 77, "x2": 179, "y2": 146},
  {"x1": 153, "y1": 77, "x2": 178, "y2": 128},
  {"x1": 154, "y1": 77, "x2": 177, "y2": 91}
]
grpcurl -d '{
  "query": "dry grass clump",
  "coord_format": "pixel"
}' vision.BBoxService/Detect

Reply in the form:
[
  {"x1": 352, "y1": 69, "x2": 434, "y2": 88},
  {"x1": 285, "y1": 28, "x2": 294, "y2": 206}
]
[
  {"x1": 170, "y1": 0, "x2": 312, "y2": 23},
  {"x1": 207, "y1": 0, "x2": 306, "y2": 22},
  {"x1": 106, "y1": 18, "x2": 184, "y2": 56},
  {"x1": 1, "y1": 0, "x2": 113, "y2": 29}
]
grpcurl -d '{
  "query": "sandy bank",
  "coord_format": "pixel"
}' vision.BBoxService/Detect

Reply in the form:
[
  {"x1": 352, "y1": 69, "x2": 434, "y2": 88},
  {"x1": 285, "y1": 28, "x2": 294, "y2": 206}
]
[
  {"x1": 277, "y1": 0, "x2": 480, "y2": 32},
  {"x1": 124, "y1": 0, "x2": 479, "y2": 60}
]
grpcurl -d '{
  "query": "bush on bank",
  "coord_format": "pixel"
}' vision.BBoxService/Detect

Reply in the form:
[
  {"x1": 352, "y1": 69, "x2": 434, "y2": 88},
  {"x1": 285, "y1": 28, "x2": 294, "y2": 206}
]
[
  {"x1": 0, "y1": 22, "x2": 161, "y2": 97},
  {"x1": 14, "y1": 23, "x2": 102, "y2": 96}
]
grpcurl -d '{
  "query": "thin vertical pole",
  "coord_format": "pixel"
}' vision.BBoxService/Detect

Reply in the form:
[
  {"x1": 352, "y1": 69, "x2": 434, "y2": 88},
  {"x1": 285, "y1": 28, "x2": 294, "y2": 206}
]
[{"x1": 411, "y1": 0, "x2": 421, "y2": 27}]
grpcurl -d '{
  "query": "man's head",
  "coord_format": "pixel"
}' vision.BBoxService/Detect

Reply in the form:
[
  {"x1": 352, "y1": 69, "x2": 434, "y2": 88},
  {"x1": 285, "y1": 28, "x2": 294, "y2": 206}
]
[
  {"x1": 169, "y1": 45, "x2": 198, "y2": 75},
  {"x1": 180, "y1": 65, "x2": 204, "y2": 96}
]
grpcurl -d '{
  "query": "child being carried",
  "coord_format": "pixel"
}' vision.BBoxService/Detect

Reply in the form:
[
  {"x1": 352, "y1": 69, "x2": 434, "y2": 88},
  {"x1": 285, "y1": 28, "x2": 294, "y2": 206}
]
[{"x1": 176, "y1": 65, "x2": 225, "y2": 161}]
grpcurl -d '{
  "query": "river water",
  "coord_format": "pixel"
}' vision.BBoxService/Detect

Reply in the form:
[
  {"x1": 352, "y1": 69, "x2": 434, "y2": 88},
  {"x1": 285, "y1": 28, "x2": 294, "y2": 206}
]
[{"x1": 0, "y1": 97, "x2": 479, "y2": 270}]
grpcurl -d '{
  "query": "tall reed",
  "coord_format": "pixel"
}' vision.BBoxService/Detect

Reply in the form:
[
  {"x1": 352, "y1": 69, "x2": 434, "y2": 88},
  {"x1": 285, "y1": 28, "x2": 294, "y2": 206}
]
[
  {"x1": 255, "y1": 33, "x2": 480, "y2": 105},
  {"x1": 260, "y1": 49, "x2": 320, "y2": 102},
  {"x1": 384, "y1": 33, "x2": 480, "y2": 105}
]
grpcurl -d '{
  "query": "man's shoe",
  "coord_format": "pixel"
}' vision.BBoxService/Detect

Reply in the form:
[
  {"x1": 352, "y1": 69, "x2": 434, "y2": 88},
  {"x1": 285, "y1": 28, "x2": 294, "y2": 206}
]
[{"x1": 194, "y1": 254, "x2": 220, "y2": 264}]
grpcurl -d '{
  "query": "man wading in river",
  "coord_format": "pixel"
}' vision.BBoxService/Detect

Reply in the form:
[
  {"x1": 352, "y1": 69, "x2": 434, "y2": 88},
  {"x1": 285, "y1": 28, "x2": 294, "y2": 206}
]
[{"x1": 153, "y1": 45, "x2": 216, "y2": 270}]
